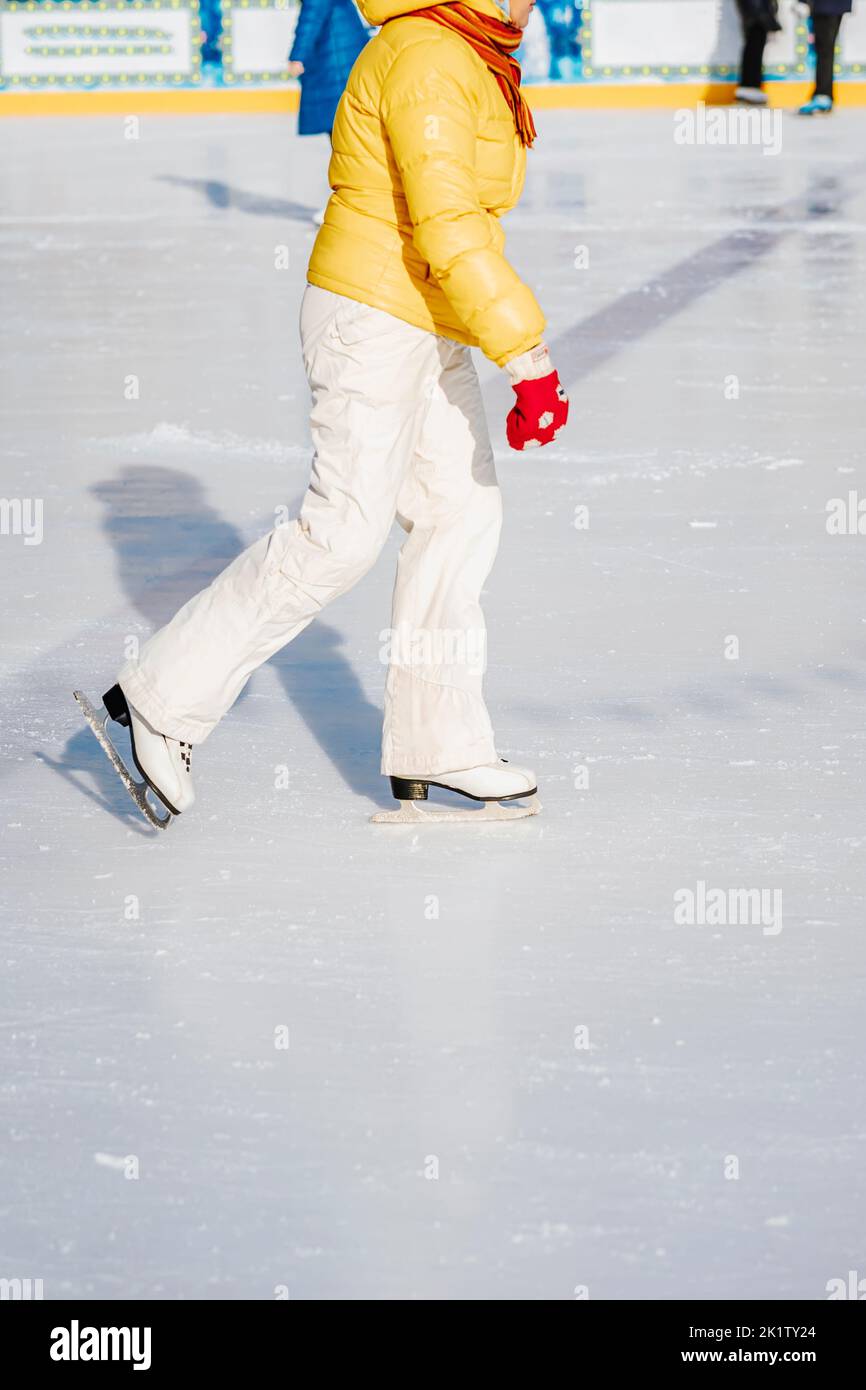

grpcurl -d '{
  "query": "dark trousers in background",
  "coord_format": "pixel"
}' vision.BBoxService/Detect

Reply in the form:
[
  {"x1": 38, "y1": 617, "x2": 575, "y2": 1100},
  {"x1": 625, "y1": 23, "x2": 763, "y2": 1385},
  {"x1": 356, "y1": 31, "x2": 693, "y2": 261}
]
[
  {"x1": 740, "y1": 23, "x2": 769, "y2": 88},
  {"x1": 813, "y1": 14, "x2": 843, "y2": 99}
]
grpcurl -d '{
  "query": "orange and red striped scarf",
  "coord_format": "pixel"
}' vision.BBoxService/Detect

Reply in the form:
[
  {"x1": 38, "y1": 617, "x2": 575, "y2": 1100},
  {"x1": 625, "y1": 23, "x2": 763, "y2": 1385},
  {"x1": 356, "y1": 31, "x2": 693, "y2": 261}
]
[{"x1": 399, "y1": 4, "x2": 537, "y2": 147}]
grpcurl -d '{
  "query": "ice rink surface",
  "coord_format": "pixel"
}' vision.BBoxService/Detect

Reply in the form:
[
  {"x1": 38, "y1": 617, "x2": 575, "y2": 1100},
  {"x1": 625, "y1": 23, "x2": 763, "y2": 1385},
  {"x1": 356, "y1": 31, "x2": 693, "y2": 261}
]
[{"x1": 1, "y1": 108, "x2": 864, "y2": 1300}]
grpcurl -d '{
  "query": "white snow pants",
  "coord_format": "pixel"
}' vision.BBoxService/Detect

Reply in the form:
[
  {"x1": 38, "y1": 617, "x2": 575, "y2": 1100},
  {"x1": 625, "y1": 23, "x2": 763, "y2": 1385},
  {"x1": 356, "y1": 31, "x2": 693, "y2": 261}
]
[{"x1": 118, "y1": 286, "x2": 503, "y2": 776}]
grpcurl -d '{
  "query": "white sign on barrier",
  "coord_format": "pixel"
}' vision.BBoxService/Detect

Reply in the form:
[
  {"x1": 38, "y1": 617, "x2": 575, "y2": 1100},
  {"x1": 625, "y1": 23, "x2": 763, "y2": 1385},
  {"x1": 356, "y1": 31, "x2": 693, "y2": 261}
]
[
  {"x1": 0, "y1": 0, "x2": 199, "y2": 88},
  {"x1": 583, "y1": 0, "x2": 799, "y2": 78},
  {"x1": 222, "y1": 0, "x2": 299, "y2": 83}
]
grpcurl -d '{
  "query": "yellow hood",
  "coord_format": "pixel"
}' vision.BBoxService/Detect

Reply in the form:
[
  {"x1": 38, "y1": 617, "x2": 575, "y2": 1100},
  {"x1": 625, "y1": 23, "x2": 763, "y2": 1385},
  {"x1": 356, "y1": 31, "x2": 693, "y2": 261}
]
[{"x1": 358, "y1": 0, "x2": 502, "y2": 25}]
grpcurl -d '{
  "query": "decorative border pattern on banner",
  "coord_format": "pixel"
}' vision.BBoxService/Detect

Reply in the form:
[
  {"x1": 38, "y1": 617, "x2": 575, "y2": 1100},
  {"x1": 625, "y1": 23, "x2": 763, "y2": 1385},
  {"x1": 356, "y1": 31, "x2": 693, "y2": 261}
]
[{"x1": 0, "y1": 0, "x2": 201, "y2": 88}]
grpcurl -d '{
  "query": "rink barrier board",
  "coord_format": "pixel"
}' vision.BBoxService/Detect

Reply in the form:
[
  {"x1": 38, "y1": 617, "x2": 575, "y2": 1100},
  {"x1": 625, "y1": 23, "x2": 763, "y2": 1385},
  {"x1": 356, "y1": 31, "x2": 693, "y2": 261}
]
[
  {"x1": 0, "y1": 0, "x2": 201, "y2": 88},
  {"x1": 4, "y1": 0, "x2": 866, "y2": 108},
  {"x1": 4, "y1": 0, "x2": 866, "y2": 102},
  {"x1": 5, "y1": 80, "x2": 866, "y2": 114}
]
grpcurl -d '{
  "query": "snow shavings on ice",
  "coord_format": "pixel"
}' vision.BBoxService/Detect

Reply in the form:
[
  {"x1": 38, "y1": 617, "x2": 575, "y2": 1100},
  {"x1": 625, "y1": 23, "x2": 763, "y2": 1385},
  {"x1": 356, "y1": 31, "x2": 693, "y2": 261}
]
[
  {"x1": 93, "y1": 1153, "x2": 128, "y2": 1171},
  {"x1": 95, "y1": 422, "x2": 308, "y2": 463}
]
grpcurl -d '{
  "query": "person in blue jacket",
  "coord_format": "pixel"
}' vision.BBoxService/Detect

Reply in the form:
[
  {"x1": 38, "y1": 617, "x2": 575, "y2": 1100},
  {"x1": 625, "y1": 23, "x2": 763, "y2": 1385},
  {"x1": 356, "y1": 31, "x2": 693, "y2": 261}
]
[
  {"x1": 287, "y1": 0, "x2": 370, "y2": 137},
  {"x1": 799, "y1": 0, "x2": 853, "y2": 113}
]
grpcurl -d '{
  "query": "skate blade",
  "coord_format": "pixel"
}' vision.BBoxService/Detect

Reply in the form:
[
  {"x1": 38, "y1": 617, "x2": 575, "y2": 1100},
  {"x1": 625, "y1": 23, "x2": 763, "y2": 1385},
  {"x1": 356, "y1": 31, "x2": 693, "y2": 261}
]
[
  {"x1": 371, "y1": 794, "x2": 541, "y2": 824},
  {"x1": 73, "y1": 690, "x2": 172, "y2": 831}
]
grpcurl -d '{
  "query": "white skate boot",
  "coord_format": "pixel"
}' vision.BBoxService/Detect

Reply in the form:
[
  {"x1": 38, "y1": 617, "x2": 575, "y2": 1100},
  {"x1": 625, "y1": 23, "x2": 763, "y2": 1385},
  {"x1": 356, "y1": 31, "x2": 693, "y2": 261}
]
[
  {"x1": 74, "y1": 683, "x2": 194, "y2": 829},
  {"x1": 372, "y1": 758, "x2": 540, "y2": 824},
  {"x1": 734, "y1": 86, "x2": 768, "y2": 106}
]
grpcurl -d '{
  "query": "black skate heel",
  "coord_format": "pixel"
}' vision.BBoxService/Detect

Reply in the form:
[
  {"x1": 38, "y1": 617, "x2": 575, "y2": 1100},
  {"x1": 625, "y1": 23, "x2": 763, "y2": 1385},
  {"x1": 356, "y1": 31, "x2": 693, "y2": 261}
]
[
  {"x1": 389, "y1": 776, "x2": 428, "y2": 801},
  {"x1": 102, "y1": 684, "x2": 130, "y2": 727}
]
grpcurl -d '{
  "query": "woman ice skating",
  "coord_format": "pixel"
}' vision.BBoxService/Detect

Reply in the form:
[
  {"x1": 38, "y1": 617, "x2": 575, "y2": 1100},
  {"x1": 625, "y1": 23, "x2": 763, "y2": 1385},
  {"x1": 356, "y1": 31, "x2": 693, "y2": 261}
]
[
  {"x1": 78, "y1": 0, "x2": 569, "y2": 826},
  {"x1": 286, "y1": 0, "x2": 369, "y2": 138}
]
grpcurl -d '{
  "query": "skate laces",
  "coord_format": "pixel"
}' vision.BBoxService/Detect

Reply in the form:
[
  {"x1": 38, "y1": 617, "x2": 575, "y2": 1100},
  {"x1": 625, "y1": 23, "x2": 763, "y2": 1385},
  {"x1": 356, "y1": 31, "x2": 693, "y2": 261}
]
[{"x1": 179, "y1": 741, "x2": 192, "y2": 773}]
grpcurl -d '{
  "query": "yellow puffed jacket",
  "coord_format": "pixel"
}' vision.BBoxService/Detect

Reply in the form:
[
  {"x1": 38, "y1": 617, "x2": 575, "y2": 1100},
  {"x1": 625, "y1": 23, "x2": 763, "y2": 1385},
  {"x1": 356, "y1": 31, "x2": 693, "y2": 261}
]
[{"x1": 306, "y1": 0, "x2": 545, "y2": 367}]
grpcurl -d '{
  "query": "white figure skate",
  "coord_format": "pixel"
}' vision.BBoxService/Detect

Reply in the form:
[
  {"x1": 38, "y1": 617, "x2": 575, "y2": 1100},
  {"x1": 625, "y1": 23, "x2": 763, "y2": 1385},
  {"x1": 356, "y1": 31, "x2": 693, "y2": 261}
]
[
  {"x1": 74, "y1": 684, "x2": 194, "y2": 831},
  {"x1": 372, "y1": 758, "x2": 540, "y2": 824}
]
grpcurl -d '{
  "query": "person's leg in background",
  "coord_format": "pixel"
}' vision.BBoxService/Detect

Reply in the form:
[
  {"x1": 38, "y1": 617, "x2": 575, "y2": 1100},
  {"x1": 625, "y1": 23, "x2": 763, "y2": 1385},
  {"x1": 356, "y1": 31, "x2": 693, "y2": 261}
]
[
  {"x1": 813, "y1": 14, "x2": 843, "y2": 99},
  {"x1": 381, "y1": 340, "x2": 503, "y2": 778},
  {"x1": 800, "y1": 11, "x2": 843, "y2": 111},
  {"x1": 738, "y1": 22, "x2": 769, "y2": 99},
  {"x1": 117, "y1": 291, "x2": 441, "y2": 747}
]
